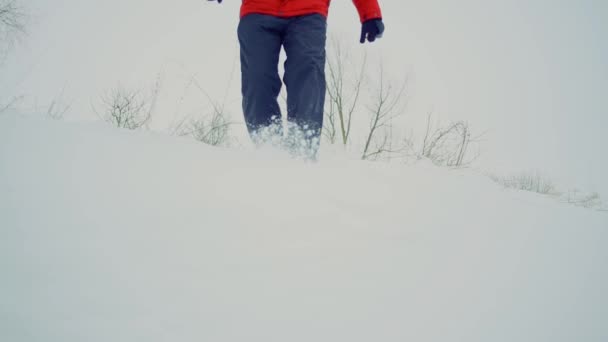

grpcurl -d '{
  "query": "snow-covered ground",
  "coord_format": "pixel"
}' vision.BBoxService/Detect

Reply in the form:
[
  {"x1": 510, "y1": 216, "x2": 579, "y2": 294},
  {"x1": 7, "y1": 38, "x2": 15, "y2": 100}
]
[{"x1": 1, "y1": 113, "x2": 607, "y2": 341}]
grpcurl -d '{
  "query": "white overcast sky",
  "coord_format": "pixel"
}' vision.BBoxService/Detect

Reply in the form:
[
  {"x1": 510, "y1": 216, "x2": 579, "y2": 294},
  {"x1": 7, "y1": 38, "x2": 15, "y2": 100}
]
[{"x1": 2, "y1": 0, "x2": 607, "y2": 195}]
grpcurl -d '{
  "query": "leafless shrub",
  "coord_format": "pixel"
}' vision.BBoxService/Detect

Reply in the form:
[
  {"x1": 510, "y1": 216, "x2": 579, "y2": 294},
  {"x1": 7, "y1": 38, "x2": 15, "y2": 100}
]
[
  {"x1": 361, "y1": 64, "x2": 407, "y2": 161},
  {"x1": 46, "y1": 87, "x2": 71, "y2": 120},
  {"x1": 0, "y1": 1, "x2": 23, "y2": 31},
  {"x1": 490, "y1": 171, "x2": 606, "y2": 211},
  {"x1": 96, "y1": 87, "x2": 150, "y2": 129},
  {"x1": 324, "y1": 38, "x2": 366, "y2": 145},
  {"x1": 489, "y1": 171, "x2": 558, "y2": 195},
  {"x1": 562, "y1": 189, "x2": 605, "y2": 210},
  {"x1": 403, "y1": 113, "x2": 481, "y2": 167},
  {"x1": 46, "y1": 99, "x2": 70, "y2": 120},
  {"x1": 170, "y1": 75, "x2": 236, "y2": 147},
  {"x1": 0, "y1": 95, "x2": 21, "y2": 113},
  {"x1": 0, "y1": 0, "x2": 25, "y2": 54},
  {"x1": 173, "y1": 109, "x2": 233, "y2": 147},
  {"x1": 323, "y1": 37, "x2": 482, "y2": 166},
  {"x1": 95, "y1": 78, "x2": 160, "y2": 130}
]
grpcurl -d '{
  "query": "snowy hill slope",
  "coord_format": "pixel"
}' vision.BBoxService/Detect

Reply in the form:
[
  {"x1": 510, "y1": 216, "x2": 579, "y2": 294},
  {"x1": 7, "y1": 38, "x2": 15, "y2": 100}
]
[{"x1": 1, "y1": 114, "x2": 607, "y2": 341}]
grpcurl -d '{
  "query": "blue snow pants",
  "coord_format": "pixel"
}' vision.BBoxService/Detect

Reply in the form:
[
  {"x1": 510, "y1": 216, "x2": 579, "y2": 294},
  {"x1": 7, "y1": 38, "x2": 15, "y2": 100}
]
[{"x1": 237, "y1": 13, "x2": 327, "y2": 142}]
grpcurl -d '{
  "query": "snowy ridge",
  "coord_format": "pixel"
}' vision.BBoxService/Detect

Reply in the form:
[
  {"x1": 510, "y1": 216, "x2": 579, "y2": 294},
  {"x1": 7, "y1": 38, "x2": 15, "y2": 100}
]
[{"x1": 1, "y1": 114, "x2": 607, "y2": 341}]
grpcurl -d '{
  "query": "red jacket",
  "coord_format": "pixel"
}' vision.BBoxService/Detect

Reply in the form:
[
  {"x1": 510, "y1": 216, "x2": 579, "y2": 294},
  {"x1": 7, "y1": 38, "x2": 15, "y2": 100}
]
[{"x1": 240, "y1": 0, "x2": 382, "y2": 23}]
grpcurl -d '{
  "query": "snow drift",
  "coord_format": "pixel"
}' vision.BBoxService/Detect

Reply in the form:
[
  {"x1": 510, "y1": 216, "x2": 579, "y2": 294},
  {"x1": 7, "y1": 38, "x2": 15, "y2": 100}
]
[{"x1": 1, "y1": 113, "x2": 607, "y2": 341}]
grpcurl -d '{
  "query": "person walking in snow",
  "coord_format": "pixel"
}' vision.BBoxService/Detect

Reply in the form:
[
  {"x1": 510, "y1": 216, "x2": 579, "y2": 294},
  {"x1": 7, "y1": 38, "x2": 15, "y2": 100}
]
[{"x1": 209, "y1": 0, "x2": 385, "y2": 159}]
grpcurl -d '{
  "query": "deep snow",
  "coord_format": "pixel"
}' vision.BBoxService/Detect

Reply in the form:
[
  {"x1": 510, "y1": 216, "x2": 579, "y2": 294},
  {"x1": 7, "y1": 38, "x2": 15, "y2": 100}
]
[{"x1": 1, "y1": 113, "x2": 607, "y2": 341}]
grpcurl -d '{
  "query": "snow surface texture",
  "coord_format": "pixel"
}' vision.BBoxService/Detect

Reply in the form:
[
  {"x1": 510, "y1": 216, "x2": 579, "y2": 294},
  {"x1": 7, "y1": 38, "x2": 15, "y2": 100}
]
[{"x1": 1, "y1": 114, "x2": 607, "y2": 342}]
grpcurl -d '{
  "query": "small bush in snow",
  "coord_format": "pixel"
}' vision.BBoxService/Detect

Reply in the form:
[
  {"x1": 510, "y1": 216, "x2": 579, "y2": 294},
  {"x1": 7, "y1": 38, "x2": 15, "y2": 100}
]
[
  {"x1": 96, "y1": 87, "x2": 153, "y2": 130},
  {"x1": 174, "y1": 110, "x2": 234, "y2": 147},
  {"x1": 490, "y1": 171, "x2": 606, "y2": 211},
  {"x1": 562, "y1": 189, "x2": 606, "y2": 210},
  {"x1": 0, "y1": 0, "x2": 25, "y2": 54},
  {"x1": 489, "y1": 171, "x2": 557, "y2": 195},
  {"x1": 401, "y1": 114, "x2": 481, "y2": 168},
  {"x1": 322, "y1": 37, "x2": 478, "y2": 165}
]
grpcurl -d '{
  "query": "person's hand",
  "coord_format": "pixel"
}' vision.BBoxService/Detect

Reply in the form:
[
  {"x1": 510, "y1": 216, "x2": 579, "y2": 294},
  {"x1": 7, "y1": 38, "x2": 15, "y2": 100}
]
[
  {"x1": 360, "y1": 19, "x2": 385, "y2": 44},
  {"x1": 207, "y1": 0, "x2": 222, "y2": 3}
]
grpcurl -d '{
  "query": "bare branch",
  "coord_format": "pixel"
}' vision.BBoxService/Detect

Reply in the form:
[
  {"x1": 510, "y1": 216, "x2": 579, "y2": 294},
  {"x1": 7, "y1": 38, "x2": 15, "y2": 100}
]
[
  {"x1": 325, "y1": 38, "x2": 367, "y2": 146},
  {"x1": 46, "y1": 85, "x2": 71, "y2": 120},
  {"x1": 0, "y1": 94, "x2": 22, "y2": 113},
  {"x1": 417, "y1": 113, "x2": 480, "y2": 168},
  {"x1": 96, "y1": 86, "x2": 152, "y2": 130},
  {"x1": 362, "y1": 63, "x2": 408, "y2": 160}
]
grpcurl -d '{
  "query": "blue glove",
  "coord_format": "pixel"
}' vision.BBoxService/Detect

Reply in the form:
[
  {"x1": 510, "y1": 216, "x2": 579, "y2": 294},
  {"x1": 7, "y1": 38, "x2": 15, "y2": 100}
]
[{"x1": 360, "y1": 19, "x2": 385, "y2": 44}]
